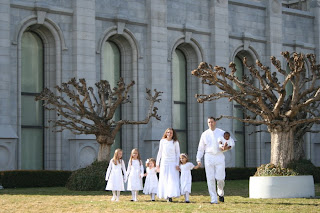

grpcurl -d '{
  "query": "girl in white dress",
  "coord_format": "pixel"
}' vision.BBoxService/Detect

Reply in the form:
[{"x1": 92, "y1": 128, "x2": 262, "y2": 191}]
[
  {"x1": 156, "y1": 128, "x2": 180, "y2": 202},
  {"x1": 126, "y1": 148, "x2": 144, "y2": 202},
  {"x1": 143, "y1": 158, "x2": 158, "y2": 201},
  {"x1": 105, "y1": 148, "x2": 127, "y2": 202},
  {"x1": 179, "y1": 153, "x2": 199, "y2": 203}
]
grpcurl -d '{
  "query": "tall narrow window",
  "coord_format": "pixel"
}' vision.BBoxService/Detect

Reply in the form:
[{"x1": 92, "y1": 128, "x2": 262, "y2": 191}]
[
  {"x1": 102, "y1": 41, "x2": 121, "y2": 151},
  {"x1": 233, "y1": 56, "x2": 245, "y2": 167},
  {"x1": 21, "y1": 32, "x2": 44, "y2": 170},
  {"x1": 172, "y1": 49, "x2": 187, "y2": 153}
]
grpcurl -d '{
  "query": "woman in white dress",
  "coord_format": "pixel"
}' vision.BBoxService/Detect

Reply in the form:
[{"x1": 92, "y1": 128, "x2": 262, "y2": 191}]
[
  {"x1": 143, "y1": 158, "x2": 158, "y2": 201},
  {"x1": 126, "y1": 148, "x2": 144, "y2": 201},
  {"x1": 179, "y1": 153, "x2": 199, "y2": 203},
  {"x1": 156, "y1": 128, "x2": 180, "y2": 202},
  {"x1": 105, "y1": 148, "x2": 127, "y2": 201}
]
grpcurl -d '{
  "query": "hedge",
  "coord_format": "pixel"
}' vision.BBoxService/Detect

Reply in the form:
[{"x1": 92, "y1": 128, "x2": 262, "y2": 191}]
[
  {"x1": 192, "y1": 167, "x2": 257, "y2": 182},
  {"x1": 0, "y1": 170, "x2": 71, "y2": 188},
  {"x1": 66, "y1": 160, "x2": 109, "y2": 191}
]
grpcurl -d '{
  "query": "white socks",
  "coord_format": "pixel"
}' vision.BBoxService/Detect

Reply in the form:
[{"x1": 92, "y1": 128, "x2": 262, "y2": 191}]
[
  {"x1": 116, "y1": 191, "x2": 120, "y2": 201},
  {"x1": 184, "y1": 192, "x2": 190, "y2": 202},
  {"x1": 111, "y1": 191, "x2": 120, "y2": 201},
  {"x1": 131, "y1": 190, "x2": 138, "y2": 201},
  {"x1": 111, "y1": 191, "x2": 116, "y2": 201},
  {"x1": 151, "y1": 193, "x2": 155, "y2": 201}
]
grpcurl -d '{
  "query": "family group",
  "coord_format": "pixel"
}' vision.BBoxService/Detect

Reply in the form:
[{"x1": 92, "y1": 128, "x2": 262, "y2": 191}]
[{"x1": 105, "y1": 117, "x2": 235, "y2": 204}]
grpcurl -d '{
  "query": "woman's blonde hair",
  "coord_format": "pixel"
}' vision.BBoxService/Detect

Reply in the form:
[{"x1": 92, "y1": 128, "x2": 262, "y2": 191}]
[
  {"x1": 161, "y1": 127, "x2": 178, "y2": 142},
  {"x1": 112, "y1": 148, "x2": 123, "y2": 165},
  {"x1": 145, "y1": 158, "x2": 156, "y2": 167},
  {"x1": 129, "y1": 148, "x2": 142, "y2": 165}
]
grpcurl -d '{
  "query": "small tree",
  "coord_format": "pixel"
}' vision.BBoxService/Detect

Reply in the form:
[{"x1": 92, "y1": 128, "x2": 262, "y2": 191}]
[
  {"x1": 192, "y1": 52, "x2": 320, "y2": 168},
  {"x1": 35, "y1": 78, "x2": 162, "y2": 161}
]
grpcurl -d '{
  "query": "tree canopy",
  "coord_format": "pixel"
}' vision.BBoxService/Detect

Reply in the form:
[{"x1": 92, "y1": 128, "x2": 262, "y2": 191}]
[{"x1": 192, "y1": 52, "x2": 320, "y2": 167}]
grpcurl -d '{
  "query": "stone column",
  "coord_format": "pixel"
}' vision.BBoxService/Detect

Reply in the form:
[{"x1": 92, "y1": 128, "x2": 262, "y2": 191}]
[
  {"x1": 72, "y1": 0, "x2": 96, "y2": 86},
  {"x1": 0, "y1": 0, "x2": 18, "y2": 171},
  {"x1": 208, "y1": 0, "x2": 231, "y2": 129},
  {"x1": 265, "y1": 0, "x2": 283, "y2": 67},
  {"x1": 146, "y1": 0, "x2": 169, "y2": 140},
  {"x1": 68, "y1": 0, "x2": 96, "y2": 169},
  {"x1": 311, "y1": 0, "x2": 320, "y2": 62}
]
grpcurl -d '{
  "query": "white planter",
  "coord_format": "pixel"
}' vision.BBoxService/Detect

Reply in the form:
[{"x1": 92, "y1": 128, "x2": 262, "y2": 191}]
[{"x1": 249, "y1": 175, "x2": 315, "y2": 198}]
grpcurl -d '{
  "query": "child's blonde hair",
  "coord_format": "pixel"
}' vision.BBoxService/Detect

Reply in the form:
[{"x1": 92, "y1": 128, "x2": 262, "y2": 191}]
[
  {"x1": 112, "y1": 148, "x2": 123, "y2": 165},
  {"x1": 129, "y1": 148, "x2": 142, "y2": 165},
  {"x1": 145, "y1": 158, "x2": 156, "y2": 167}
]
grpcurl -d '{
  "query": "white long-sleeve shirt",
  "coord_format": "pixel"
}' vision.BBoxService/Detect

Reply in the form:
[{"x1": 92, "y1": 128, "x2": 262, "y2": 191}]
[
  {"x1": 156, "y1": 139, "x2": 180, "y2": 166},
  {"x1": 196, "y1": 128, "x2": 225, "y2": 162}
]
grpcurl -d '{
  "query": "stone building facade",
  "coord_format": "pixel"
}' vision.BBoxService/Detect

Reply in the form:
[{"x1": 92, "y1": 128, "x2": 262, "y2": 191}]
[{"x1": 0, "y1": 0, "x2": 319, "y2": 171}]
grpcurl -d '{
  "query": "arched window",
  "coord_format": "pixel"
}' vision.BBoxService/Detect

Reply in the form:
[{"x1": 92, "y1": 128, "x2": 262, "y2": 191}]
[
  {"x1": 21, "y1": 32, "x2": 44, "y2": 170},
  {"x1": 233, "y1": 56, "x2": 245, "y2": 167},
  {"x1": 102, "y1": 41, "x2": 121, "y2": 151},
  {"x1": 172, "y1": 49, "x2": 187, "y2": 153}
]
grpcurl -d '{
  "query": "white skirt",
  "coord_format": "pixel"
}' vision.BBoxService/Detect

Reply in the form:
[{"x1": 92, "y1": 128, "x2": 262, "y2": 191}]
[{"x1": 157, "y1": 162, "x2": 180, "y2": 199}]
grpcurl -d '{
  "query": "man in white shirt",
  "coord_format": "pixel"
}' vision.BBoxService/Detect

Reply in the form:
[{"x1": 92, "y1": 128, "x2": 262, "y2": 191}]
[{"x1": 196, "y1": 117, "x2": 235, "y2": 204}]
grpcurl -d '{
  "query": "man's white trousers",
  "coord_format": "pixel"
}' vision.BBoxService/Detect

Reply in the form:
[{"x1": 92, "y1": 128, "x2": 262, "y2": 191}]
[{"x1": 204, "y1": 153, "x2": 225, "y2": 203}]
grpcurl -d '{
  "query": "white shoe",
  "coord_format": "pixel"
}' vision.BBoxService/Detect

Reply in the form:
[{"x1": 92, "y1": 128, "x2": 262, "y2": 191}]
[
  {"x1": 115, "y1": 198, "x2": 119, "y2": 202},
  {"x1": 111, "y1": 196, "x2": 116, "y2": 201}
]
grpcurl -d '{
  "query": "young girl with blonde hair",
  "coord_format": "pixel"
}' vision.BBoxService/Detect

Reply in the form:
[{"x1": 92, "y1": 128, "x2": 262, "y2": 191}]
[
  {"x1": 143, "y1": 158, "x2": 158, "y2": 201},
  {"x1": 126, "y1": 148, "x2": 144, "y2": 201},
  {"x1": 105, "y1": 148, "x2": 127, "y2": 201}
]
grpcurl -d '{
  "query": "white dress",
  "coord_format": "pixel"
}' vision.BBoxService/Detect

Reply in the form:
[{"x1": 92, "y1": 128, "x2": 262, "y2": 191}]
[
  {"x1": 143, "y1": 167, "x2": 158, "y2": 194},
  {"x1": 180, "y1": 162, "x2": 194, "y2": 194},
  {"x1": 126, "y1": 159, "x2": 144, "y2": 191},
  {"x1": 156, "y1": 139, "x2": 180, "y2": 199},
  {"x1": 105, "y1": 159, "x2": 126, "y2": 191}
]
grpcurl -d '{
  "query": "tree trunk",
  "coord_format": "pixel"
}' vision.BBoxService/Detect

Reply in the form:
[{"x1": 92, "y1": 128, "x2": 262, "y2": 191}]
[
  {"x1": 96, "y1": 134, "x2": 114, "y2": 162},
  {"x1": 98, "y1": 143, "x2": 111, "y2": 162},
  {"x1": 293, "y1": 136, "x2": 305, "y2": 161},
  {"x1": 270, "y1": 128, "x2": 295, "y2": 168}
]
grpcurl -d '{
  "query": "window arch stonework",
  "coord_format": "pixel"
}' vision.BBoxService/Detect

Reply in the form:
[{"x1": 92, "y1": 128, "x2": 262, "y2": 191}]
[
  {"x1": 170, "y1": 39, "x2": 203, "y2": 162},
  {"x1": 16, "y1": 17, "x2": 63, "y2": 170},
  {"x1": 98, "y1": 27, "x2": 140, "y2": 154}
]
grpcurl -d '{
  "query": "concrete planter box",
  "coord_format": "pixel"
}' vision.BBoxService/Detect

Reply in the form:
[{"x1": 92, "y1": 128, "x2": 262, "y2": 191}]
[{"x1": 249, "y1": 175, "x2": 315, "y2": 198}]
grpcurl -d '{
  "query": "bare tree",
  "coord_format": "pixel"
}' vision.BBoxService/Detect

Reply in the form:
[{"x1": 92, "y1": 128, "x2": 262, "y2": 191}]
[
  {"x1": 35, "y1": 78, "x2": 162, "y2": 162},
  {"x1": 192, "y1": 52, "x2": 320, "y2": 168}
]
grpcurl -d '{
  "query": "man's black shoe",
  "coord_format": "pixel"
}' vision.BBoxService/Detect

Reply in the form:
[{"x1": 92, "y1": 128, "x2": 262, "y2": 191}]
[
  {"x1": 219, "y1": 196, "x2": 224, "y2": 202},
  {"x1": 168, "y1": 197, "x2": 172, "y2": 202}
]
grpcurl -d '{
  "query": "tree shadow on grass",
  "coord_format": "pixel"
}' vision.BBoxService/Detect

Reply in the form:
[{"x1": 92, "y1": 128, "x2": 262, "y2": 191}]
[{"x1": 0, "y1": 187, "x2": 133, "y2": 196}]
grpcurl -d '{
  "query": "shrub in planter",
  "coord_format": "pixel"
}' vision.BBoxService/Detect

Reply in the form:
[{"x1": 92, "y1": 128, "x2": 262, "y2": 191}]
[
  {"x1": 66, "y1": 160, "x2": 109, "y2": 191},
  {"x1": 255, "y1": 160, "x2": 320, "y2": 183},
  {"x1": 255, "y1": 163, "x2": 298, "y2": 176},
  {"x1": 287, "y1": 159, "x2": 320, "y2": 183}
]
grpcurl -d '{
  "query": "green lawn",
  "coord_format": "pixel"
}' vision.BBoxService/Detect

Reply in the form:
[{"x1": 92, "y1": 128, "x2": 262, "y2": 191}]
[{"x1": 0, "y1": 180, "x2": 319, "y2": 213}]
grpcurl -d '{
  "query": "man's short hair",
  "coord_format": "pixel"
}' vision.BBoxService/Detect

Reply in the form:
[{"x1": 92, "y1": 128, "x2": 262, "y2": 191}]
[{"x1": 208, "y1": 116, "x2": 216, "y2": 121}]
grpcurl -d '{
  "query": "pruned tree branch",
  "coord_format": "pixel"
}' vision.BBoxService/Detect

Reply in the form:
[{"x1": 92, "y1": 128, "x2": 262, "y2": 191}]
[{"x1": 36, "y1": 77, "x2": 162, "y2": 161}]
